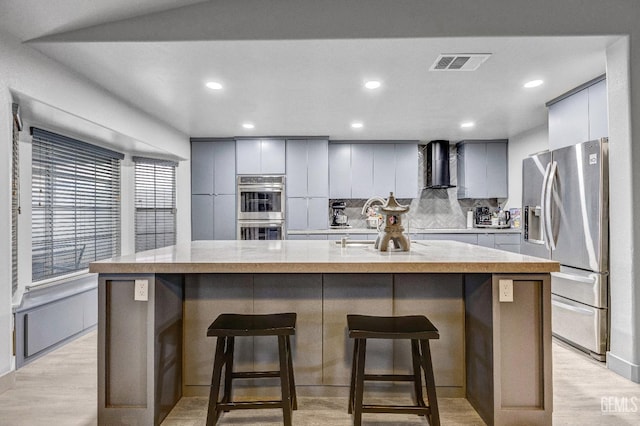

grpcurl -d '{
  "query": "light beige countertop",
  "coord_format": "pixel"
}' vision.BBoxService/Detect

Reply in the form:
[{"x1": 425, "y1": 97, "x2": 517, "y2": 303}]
[
  {"x1": 288, "y1": 228, "x2": 521, "y2": 235},
  {"x1": 89, "y1": 240, "x2": 557, "y2": 274}
]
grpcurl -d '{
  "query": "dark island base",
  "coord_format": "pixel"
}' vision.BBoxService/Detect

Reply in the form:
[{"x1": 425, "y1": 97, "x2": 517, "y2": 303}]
[{"x1": 97, "y1": 272, "x2": 551, "y2": 426}]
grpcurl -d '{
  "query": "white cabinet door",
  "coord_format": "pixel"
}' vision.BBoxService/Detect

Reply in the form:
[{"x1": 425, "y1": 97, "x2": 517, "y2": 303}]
[
  {"x1": 307, "y1": 140, "x2": 329, "y2": 197},
  {"x1": 395, "y1": 144, "x2": 418, "y2": 198},
  {"x1": 351, "y1": 144, "x2": 374, "y2": 198},
  {"x1": 329, "y1": 144, "x2": 352, "y2": 198},
  {"x1": 548, "y1": 88, "x2": 589, "y2": 150},
  {"x1": 588, "y1": 79, "x2": 608, "y2": 140},
  {"x1": 214, "y1": 140, "x2": 236, "y2": 195},
  {"x1": 373, "y1": 144, "x2": 395, "y2": 197},
  {"x1": 191, "y1": 194, "x2": 214, "y2": 240},
  {"x1": 287, "y1": 198, "x2": 308, "y2": 230},
  {"x1": 261, "y1": 139, "x2": 286, "y2": 174},
  {"x1": 286, "y1": 140, "x2": 308, "y2": 197},
  {"x1": 191, "y1": 142, "x2": 215, "y2": 194},
  {"x1": 307, "y1": 197, "x2": 329, "y2": 230},
  {"x1": 236, "y1": 139, "x2": 262, "y2": 174}
]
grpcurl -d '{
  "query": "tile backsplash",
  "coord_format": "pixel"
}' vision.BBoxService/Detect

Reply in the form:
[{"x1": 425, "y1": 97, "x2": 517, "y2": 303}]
[{"x1": 330, "y1": 144, "x2": 500, "y2": 230}]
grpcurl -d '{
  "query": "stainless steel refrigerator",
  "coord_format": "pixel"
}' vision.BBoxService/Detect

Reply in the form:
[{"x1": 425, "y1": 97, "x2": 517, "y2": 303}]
[{"x1": 522, "y1": 138, "x2": 609, "y2": 360}]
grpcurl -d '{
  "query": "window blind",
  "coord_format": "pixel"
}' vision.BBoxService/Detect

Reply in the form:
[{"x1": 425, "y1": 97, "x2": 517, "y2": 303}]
[
  {"x1": 12, "y1": 104, "x2": 21, "y2": 294},
  {"x1": 133, "y1": 156, "x2": 177, "y2": 252},
  {"x1": 31, "y1": 128, "x2": 123, "y2": 282}
]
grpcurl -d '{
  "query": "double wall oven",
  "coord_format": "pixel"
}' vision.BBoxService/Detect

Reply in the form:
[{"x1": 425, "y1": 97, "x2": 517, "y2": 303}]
[{"x1": 237, "y1": 175, "x2": 286, "y2": 240}]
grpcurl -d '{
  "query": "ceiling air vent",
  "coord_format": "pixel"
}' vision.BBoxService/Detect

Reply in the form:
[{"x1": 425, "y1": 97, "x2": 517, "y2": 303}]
[{"x1": 430, "y1": 53, "x2": 491, "y2": 71}]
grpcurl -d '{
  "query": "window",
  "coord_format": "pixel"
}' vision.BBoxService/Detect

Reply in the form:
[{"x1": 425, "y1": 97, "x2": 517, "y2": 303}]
[
  {"x1": 31, "y1": 128, "x2": 123, "y2": 282},
  {"x1": 133, "y1": 156, "x2": 177, "y2": 252},
  {"x1": 12, "y1": 104, "x2": 21, "y2": 294}
]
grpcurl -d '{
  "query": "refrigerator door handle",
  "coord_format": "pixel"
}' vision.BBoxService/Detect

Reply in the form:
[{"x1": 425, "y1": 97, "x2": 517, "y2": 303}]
[
  {"x1": 540, "y1": 162, "x2": 551, "y2": 249},
  {"x1": 543, "y1": 161, "x2": 557, "y2": 251}
]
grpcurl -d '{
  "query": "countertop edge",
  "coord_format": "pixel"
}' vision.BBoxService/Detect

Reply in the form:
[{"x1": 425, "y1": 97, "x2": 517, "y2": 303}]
[{"x1": 89, "y1": 262, "x2": 559, "y2": 275}]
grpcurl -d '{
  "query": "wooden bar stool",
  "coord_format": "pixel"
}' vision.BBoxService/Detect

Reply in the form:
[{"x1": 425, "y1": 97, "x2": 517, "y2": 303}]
[
  {"x1": 206, "y1": 313, "x2": 297, "y2": 426},
  {"x1": 347, "y1": 314, "x2": 440, "y2": 426}
]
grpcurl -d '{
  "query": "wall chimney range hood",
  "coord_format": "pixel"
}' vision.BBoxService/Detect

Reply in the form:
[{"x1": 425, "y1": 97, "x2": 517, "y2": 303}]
[{"x1": 424, "y1": 140, "x2": 455, "y2": 189}]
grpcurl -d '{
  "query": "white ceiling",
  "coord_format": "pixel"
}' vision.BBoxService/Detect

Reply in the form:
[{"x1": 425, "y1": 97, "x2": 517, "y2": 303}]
[{"x1": 0, "y1": 1, "x2": 618, "y2": 143}]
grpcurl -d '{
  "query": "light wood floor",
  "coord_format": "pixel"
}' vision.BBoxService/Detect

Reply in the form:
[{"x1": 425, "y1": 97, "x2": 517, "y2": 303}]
[{"x1": 0, "y1": 331, "x2": 638, "y2": 425}]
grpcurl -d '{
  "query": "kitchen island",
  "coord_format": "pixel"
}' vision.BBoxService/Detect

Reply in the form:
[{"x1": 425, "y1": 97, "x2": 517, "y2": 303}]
[{"x1": 90, "y1": 240, "x2": 558, "y2": 426}]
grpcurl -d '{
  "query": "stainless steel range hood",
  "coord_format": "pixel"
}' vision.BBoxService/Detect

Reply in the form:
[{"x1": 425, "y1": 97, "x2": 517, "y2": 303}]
[{"x1": 423, "y1": 140, "x2": 455, "y2": 189}]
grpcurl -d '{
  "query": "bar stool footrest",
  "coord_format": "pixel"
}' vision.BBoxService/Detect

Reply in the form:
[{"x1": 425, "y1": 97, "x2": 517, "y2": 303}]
[
  {"x1": 232, "y1": 371, "x2": 281, "y2": 379},
  {"x1": 362, "y1": 404, "x2": 431, "y2": 415},
  {"x1": 363, "y1": 374, "x2": 416, "y2": 382},
  {"x1": 217, "y1": 401, "x2": 283, "y2": 411}
]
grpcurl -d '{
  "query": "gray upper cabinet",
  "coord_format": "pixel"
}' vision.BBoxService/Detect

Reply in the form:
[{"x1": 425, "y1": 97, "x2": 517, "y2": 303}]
[
  {"x1": 213, "y1": 141, "x2": 237, "y2": 194},
  {"x1": 393, "y1": 144, "x2": 419, "y2": 198},
  {"x1": 329, "y1": 144, "x2": 352, "y2": 198},
  {"x1": 329, "y1": 142, "x2": 419, "y2": 199},
  {"x1": 548, "y1": 89, "x2": 589, "y2": 150},
  {"x1": 286, "y1": 139, "x2": 328, "y2": 197},
  {"x1": 456, "y1": 140, "x2": 508, "y2": 199},
  {"x1": 236, "y1": 138, "x2": 286, "y2": 174},
  {"x1": 191, "y1": 140, "x2": 236, "y2": 195},
  {"x1": 191, "y1": 139, "x2": 236, "y2": 240},
  {"x1": 588, "y1": 79, "x2": 608, "y2": 140},
  {"x1": 286, "y1": 139, "x2": 329, "y2": 231},
  {"x1": 373, "y1": 144, "x2": 395, "y2": 197},
  {"x1": 191, "y1": 142, "x2": 215, "y2": 194},
  {"x1": 548, "y1": 77, "x2": 607, "y2": 151},
  {"x1": 351, "y1": 144, "x2": 374, "y2": 198}
]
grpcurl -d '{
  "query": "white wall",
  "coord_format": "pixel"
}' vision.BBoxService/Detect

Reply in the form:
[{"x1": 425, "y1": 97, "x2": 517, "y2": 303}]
[
  {"x1": 0, "y1": 28, "x2": 191, "y2": 381},
  {"x1": 505, "y1": 124, "x2": 549, "y2": 210}
]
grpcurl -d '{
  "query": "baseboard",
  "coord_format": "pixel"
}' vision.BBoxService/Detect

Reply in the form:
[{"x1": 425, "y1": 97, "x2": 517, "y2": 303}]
[
  {"x1": 606, "y1": 351, "x2": 640, "y2": 383},
  {"x1": 0, "y1": 370, "x2": 16, "y2": 395}
]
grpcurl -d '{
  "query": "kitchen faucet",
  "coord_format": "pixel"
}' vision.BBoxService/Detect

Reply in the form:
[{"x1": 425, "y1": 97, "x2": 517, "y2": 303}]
[{"x1": 361, "y1": 196, "x2": 386, "y2": 216}]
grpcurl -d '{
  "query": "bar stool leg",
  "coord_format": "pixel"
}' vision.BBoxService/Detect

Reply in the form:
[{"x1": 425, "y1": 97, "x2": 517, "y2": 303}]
[
  {"x1": 207, "y1": 336, "x2": 227, "y2": 426},
  {"x1": 353, "y1": 338, "x2": 367, "y2": 426},
  {"x1": 411, "y1": 339, "x2": 427, "y2": 411},
  {"x1": 420, "y1": 339, "x2": 440, "y2": 426},
  {"x1": 348, "y1": 338, "x2": 359, "y2": 414},
  {"x1": 278, "y1": 336, "x2": 293, "y2": 426},
  {"x1": 221, "y1": 337, "x2": 235, "y2": 411},
  {"x1": 285, "y1": 335, "x2": 297, "y2": 410}
]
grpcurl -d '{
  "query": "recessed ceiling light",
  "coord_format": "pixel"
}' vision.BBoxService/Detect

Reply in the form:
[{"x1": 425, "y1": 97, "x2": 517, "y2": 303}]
[
  {"x1": 524, "y1": 79, "x2": 544, "y2": 88},
  {"x1": 351, "y1": 122, "x2": 364, "y2": 129},
  {"x1": 242, "y1": 123, "x2": 255, "y2": 129},
  {"x1": 206, "y1": 81, "x2": 223, "y2": 90},
  {"x1": 460, "y1": 121, "x2": 475, "y2": 129},
  {"x1": 364, "y1": 80, "x2": 381, "y2": 89}
]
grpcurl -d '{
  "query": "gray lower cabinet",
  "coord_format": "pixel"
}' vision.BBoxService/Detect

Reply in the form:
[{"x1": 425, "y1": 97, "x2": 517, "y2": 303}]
[
  {"x1": 494, "y1": 233, "x2": 521, "y2": 253},
  {"x1": 191, "y1": 194, "x2": 236, "y2": 240},
  {"x1": 14, "y1": 274, "x2": 97, "y2": 368},
  {"x1": 477, "y1": 234, "x2": 495, "y2": 248},
  {"x1": 456, "y1": 140, "x2": 508, "y2": 199},
  {"x1": 423, "y1": 233, "x2": 479, "y2": 245}
]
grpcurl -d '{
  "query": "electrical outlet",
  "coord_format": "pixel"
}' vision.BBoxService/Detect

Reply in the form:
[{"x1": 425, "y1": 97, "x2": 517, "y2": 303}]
[
  {"x1": 499, "y1": 279, "x2": 513, "y2": 302},
  {"x1": 134, "y1": 279, "x2": 148, "y2": 301}
]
